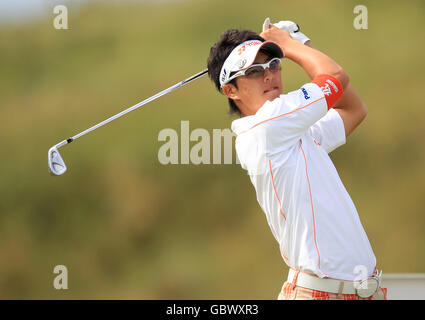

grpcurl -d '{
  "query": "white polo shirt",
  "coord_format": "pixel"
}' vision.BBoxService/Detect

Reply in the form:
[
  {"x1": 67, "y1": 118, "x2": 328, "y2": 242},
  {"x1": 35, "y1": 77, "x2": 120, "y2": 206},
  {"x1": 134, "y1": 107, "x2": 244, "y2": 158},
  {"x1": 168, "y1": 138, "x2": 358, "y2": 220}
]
[{"x1": 231, "y1": 82, "x2": 376, "y2": 281}]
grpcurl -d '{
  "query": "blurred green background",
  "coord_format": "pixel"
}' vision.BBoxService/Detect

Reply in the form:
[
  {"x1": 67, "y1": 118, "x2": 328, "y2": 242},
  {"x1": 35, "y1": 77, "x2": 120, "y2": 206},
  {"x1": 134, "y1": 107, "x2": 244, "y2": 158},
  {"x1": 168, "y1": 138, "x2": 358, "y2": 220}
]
[{"x1": 0, "y1": 0, "x2": 424, "y2": 299}]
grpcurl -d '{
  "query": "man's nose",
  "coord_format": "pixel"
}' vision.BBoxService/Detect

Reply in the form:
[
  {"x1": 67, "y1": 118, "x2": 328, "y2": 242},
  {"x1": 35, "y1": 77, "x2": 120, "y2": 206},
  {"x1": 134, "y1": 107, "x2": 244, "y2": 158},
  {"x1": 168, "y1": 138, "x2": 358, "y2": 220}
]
[{"x1": 263, "y1": 67, "x2": 273, "y2": 82}]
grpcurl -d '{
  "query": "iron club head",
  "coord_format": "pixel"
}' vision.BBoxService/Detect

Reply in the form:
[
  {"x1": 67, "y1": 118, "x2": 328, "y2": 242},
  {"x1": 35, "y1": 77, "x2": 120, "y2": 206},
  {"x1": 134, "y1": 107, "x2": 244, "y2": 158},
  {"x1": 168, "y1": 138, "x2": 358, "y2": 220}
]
[{"x1": 48, "y1": 146, "x2": 67, "y2": 176}]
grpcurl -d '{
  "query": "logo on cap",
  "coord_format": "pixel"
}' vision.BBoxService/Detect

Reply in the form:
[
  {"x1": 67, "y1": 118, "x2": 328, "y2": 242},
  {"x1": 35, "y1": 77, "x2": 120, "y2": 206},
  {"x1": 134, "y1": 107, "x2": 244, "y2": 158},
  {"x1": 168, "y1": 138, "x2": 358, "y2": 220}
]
[
  {"x1": 238, "y1": 46, "x2": 246, "y2": 55},
  {"x1": 237, "y1": 58, "x2": 247, "y2": 69},
  {"x1": 221, "y1": 69, "x2": 227, "y2": 83}
]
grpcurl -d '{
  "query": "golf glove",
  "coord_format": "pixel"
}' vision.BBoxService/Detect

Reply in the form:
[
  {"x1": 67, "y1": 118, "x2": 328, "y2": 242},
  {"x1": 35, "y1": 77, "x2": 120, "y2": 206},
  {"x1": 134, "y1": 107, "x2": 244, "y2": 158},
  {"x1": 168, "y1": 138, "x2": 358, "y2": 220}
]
[{"x1": 262, "y1": 17, "x2": 310, "y2": 44}]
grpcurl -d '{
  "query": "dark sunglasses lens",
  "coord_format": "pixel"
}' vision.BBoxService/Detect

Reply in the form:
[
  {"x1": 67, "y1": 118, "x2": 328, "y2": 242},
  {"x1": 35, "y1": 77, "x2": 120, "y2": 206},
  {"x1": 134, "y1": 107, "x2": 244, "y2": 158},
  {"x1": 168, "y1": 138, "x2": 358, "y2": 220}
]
[
  {"x1": 245, "y1": 66, "x2": 264, "y2": 77},
  {"x1": 269, "y1": 59, "x2": 281, "y2": 71}
]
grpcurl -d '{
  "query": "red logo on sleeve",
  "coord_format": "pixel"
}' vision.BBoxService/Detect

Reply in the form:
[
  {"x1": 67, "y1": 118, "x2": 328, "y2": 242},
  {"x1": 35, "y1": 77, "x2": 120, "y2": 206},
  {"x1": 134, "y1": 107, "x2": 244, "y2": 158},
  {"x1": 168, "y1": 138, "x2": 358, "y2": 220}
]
[{"x1": 312, "y1": 75, "x2": 343, "y2": 109}]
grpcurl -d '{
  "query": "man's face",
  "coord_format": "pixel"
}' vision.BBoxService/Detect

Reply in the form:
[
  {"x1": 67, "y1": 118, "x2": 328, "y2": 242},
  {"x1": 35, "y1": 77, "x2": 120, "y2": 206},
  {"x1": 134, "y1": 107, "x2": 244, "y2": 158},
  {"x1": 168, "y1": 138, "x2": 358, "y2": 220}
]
[{"x1": 224, "y1": 51, "x2": 283, "y2": 116}]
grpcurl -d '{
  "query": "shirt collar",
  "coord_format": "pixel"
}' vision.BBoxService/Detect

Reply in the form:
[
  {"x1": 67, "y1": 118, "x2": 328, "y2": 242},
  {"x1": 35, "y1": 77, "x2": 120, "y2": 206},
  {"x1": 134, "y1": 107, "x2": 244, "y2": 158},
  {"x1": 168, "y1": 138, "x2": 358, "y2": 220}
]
[
  {"x1": 231, "y1": 115, "x2": 254, "y2": 136},
  {"x1": 230, "y1": 96, "x2": 281, "y2": 135}
]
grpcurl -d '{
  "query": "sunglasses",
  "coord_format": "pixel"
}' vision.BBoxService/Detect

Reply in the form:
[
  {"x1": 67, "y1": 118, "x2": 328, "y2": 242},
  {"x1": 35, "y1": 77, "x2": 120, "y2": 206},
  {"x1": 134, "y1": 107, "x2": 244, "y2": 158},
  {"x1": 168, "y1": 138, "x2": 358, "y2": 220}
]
[{"x1": 223, "y1": 57, "x2": 282, "y2": 86}]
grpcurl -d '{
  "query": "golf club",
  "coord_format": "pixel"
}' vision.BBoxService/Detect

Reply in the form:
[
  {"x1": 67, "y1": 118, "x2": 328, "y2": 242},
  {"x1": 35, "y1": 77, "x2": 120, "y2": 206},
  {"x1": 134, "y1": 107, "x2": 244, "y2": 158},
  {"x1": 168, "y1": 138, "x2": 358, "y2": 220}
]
[{"x1": 48, "y1": 68, "x2": 208, "y2": 176}]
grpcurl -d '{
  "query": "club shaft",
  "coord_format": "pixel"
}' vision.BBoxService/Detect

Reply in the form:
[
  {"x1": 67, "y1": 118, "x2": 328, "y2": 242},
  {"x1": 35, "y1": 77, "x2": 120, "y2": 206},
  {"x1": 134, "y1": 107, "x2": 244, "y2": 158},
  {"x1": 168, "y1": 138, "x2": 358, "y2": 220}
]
[{"x1": 60, "y1": 69, "x2": 208, "y2": 147}]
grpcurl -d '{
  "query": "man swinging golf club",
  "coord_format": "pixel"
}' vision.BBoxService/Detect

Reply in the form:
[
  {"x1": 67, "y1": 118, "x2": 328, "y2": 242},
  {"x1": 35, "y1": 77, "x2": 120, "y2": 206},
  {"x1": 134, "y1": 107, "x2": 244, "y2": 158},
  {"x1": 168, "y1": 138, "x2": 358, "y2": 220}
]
[{"x1": 207, "y1": 18, "x2": 387, "y2": 300}]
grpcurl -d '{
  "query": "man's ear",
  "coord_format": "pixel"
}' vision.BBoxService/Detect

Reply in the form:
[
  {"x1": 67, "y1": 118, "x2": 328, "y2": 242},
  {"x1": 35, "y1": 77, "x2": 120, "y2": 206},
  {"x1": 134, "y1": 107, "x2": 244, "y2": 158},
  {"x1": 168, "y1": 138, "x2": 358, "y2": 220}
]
[{"x1": 222, "y1": 83, "x2": 239, "y2": 100}]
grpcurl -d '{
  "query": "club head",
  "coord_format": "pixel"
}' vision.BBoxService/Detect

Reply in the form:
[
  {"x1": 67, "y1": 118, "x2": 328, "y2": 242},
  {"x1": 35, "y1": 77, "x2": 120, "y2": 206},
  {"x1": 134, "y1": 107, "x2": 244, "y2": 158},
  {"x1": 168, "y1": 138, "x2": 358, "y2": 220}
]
[{"x1": 48, "y1": 146, "x2": 67, "y2": 176}]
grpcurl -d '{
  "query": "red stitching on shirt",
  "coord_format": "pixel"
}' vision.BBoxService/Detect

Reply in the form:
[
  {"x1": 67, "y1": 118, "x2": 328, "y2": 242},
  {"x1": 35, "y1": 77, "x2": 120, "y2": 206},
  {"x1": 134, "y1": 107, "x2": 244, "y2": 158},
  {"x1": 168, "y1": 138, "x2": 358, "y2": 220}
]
[
  {"x1": 268, "y1": 160, "x2": 286, "y2": 220},
  {"x1": 300, "y1": 142, "x2": 322, "y2": 270},
  {"x1": 237, "y1": 96, "x2": 325, "y2": 135}
]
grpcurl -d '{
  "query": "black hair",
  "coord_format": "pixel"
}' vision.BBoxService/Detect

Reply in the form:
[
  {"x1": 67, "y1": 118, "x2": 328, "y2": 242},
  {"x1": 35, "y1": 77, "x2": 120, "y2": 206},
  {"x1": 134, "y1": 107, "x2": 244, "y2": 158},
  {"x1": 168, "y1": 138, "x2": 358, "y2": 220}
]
[{"x1": 207, "y1": 29, "x2": 265, "y2": 117}]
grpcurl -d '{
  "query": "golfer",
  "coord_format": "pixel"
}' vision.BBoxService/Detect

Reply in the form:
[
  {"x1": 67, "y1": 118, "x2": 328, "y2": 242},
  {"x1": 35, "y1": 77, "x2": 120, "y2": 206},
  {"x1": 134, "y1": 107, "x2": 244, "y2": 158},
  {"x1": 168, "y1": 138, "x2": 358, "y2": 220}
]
[{"x1": 207, "y1": 19, "x2": 387, "y2": 300}]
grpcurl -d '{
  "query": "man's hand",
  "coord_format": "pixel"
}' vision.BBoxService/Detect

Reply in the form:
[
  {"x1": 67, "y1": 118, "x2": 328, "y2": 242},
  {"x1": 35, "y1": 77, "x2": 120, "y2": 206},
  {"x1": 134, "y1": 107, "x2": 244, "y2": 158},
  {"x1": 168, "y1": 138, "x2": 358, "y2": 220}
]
[
  {"x1": 262, "y1": 18, "x2": 310, "y2": 44},
  {"x1": 260, "y1": 24, "x2": 349, "y2": 92},
  {"x1": 260, "y1": 24, "x2": 294, "y2": 49},
  {"x1": 261, "y1": 18, "x2": 365, "y2": 138}
]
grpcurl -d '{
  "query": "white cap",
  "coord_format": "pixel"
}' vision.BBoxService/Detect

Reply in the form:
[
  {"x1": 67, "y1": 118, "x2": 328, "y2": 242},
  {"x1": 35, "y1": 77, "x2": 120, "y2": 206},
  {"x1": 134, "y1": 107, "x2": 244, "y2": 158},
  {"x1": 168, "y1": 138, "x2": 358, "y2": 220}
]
[{"x1": 219, "y1": 40, "x2": 284, "y2": 88}]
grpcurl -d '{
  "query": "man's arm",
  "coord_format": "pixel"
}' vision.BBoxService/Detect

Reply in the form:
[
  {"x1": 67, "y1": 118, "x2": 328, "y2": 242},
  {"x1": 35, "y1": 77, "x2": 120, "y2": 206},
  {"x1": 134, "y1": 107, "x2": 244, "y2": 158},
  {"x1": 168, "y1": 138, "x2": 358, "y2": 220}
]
[
  {"x1": 260, "y1": 25, "x2": 350, "y2": 90},
  {"x1": 303, "y1": 41, "x2": 368, "y2": 137},
  {"x1": 261, "y1": 25, "x2": 366, "y2": 137},
  {"x1": 332, "y1": 84, "x2": 368, "y2": 137}
]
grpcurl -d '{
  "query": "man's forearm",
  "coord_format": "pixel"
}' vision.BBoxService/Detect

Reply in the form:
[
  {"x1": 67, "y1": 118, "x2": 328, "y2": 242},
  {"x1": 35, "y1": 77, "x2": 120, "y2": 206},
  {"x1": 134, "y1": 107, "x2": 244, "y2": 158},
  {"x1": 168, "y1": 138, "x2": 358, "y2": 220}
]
[
  {"x1": 305, "y1": 41, "x2": 367, "y2": 136},
  {"x1": 260, "y1": 26, "x2": 349, "y2": 89},
  {"x1": 283, "y1": 39, "x2": 349, "y2": 89},
  {"x1": 333, "y1": 83, "x2": 368, "y2": 137}
]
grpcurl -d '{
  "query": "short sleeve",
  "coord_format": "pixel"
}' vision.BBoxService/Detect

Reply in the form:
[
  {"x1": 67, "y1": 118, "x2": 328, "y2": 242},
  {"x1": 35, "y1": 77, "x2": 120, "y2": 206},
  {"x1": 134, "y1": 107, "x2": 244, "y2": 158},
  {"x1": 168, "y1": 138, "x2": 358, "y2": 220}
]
[
  {"x1": 232, "y1": 82, "x2": 330, "y2": 162},
  {"x1": 281, "y1": 82, "x2": 328, "y2": 131},
  {"x1": 255, "y1": 83, "x2": 328, "y2": 154},
  {"x1": 232, "y1": 81, "x2": 336, "y2": 168},
  {"x1": 308, "y1": 108, "x2": 346, "y2": 153}
]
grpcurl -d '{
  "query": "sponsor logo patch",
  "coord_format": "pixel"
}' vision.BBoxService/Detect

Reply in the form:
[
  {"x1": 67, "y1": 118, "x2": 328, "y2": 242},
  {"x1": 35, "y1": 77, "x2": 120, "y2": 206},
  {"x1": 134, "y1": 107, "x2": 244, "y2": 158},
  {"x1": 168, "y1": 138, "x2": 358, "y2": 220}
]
[
  {"x1": 221, "y1": 69, "x2": 227, "y2": 83},
  {"x1": 237, "y1": 58, "x2": 247, "y2": 69},
  {"x1": 238, "y1": 46, "x2": 246, "y2": 55},
  {"x1": 301, "y1": 87, "x2": 310, "y2": 100},
  {"x1": 326, "y1": 79, "x2": 339, "y2": 92},
  {"x1": 320, "y1": 83, "x2": 332, "y2": 96}
]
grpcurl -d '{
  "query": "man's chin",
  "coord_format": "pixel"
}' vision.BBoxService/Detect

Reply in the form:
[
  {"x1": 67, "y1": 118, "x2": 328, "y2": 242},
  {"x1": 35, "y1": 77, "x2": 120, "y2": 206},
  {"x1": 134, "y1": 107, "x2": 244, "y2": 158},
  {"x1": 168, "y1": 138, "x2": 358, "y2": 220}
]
[{"x1": 264, "y1": 89, "x2": 281, "y2": 101}]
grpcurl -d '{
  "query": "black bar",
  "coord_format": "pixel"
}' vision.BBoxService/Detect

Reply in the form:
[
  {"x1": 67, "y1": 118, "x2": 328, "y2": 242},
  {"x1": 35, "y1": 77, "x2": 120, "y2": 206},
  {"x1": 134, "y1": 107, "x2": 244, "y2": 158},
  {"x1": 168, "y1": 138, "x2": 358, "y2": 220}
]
[{"x1": 0, "y1": 299, "x2": 416, "y2": 317}]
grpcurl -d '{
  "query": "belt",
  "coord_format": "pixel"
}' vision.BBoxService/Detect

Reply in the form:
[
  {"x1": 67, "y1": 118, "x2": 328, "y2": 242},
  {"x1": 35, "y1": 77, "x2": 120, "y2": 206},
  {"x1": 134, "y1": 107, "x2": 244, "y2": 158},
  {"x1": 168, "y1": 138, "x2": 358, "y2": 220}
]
[{"x1": 287, "y1": 268, "x2": 382, "y2": 298}]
